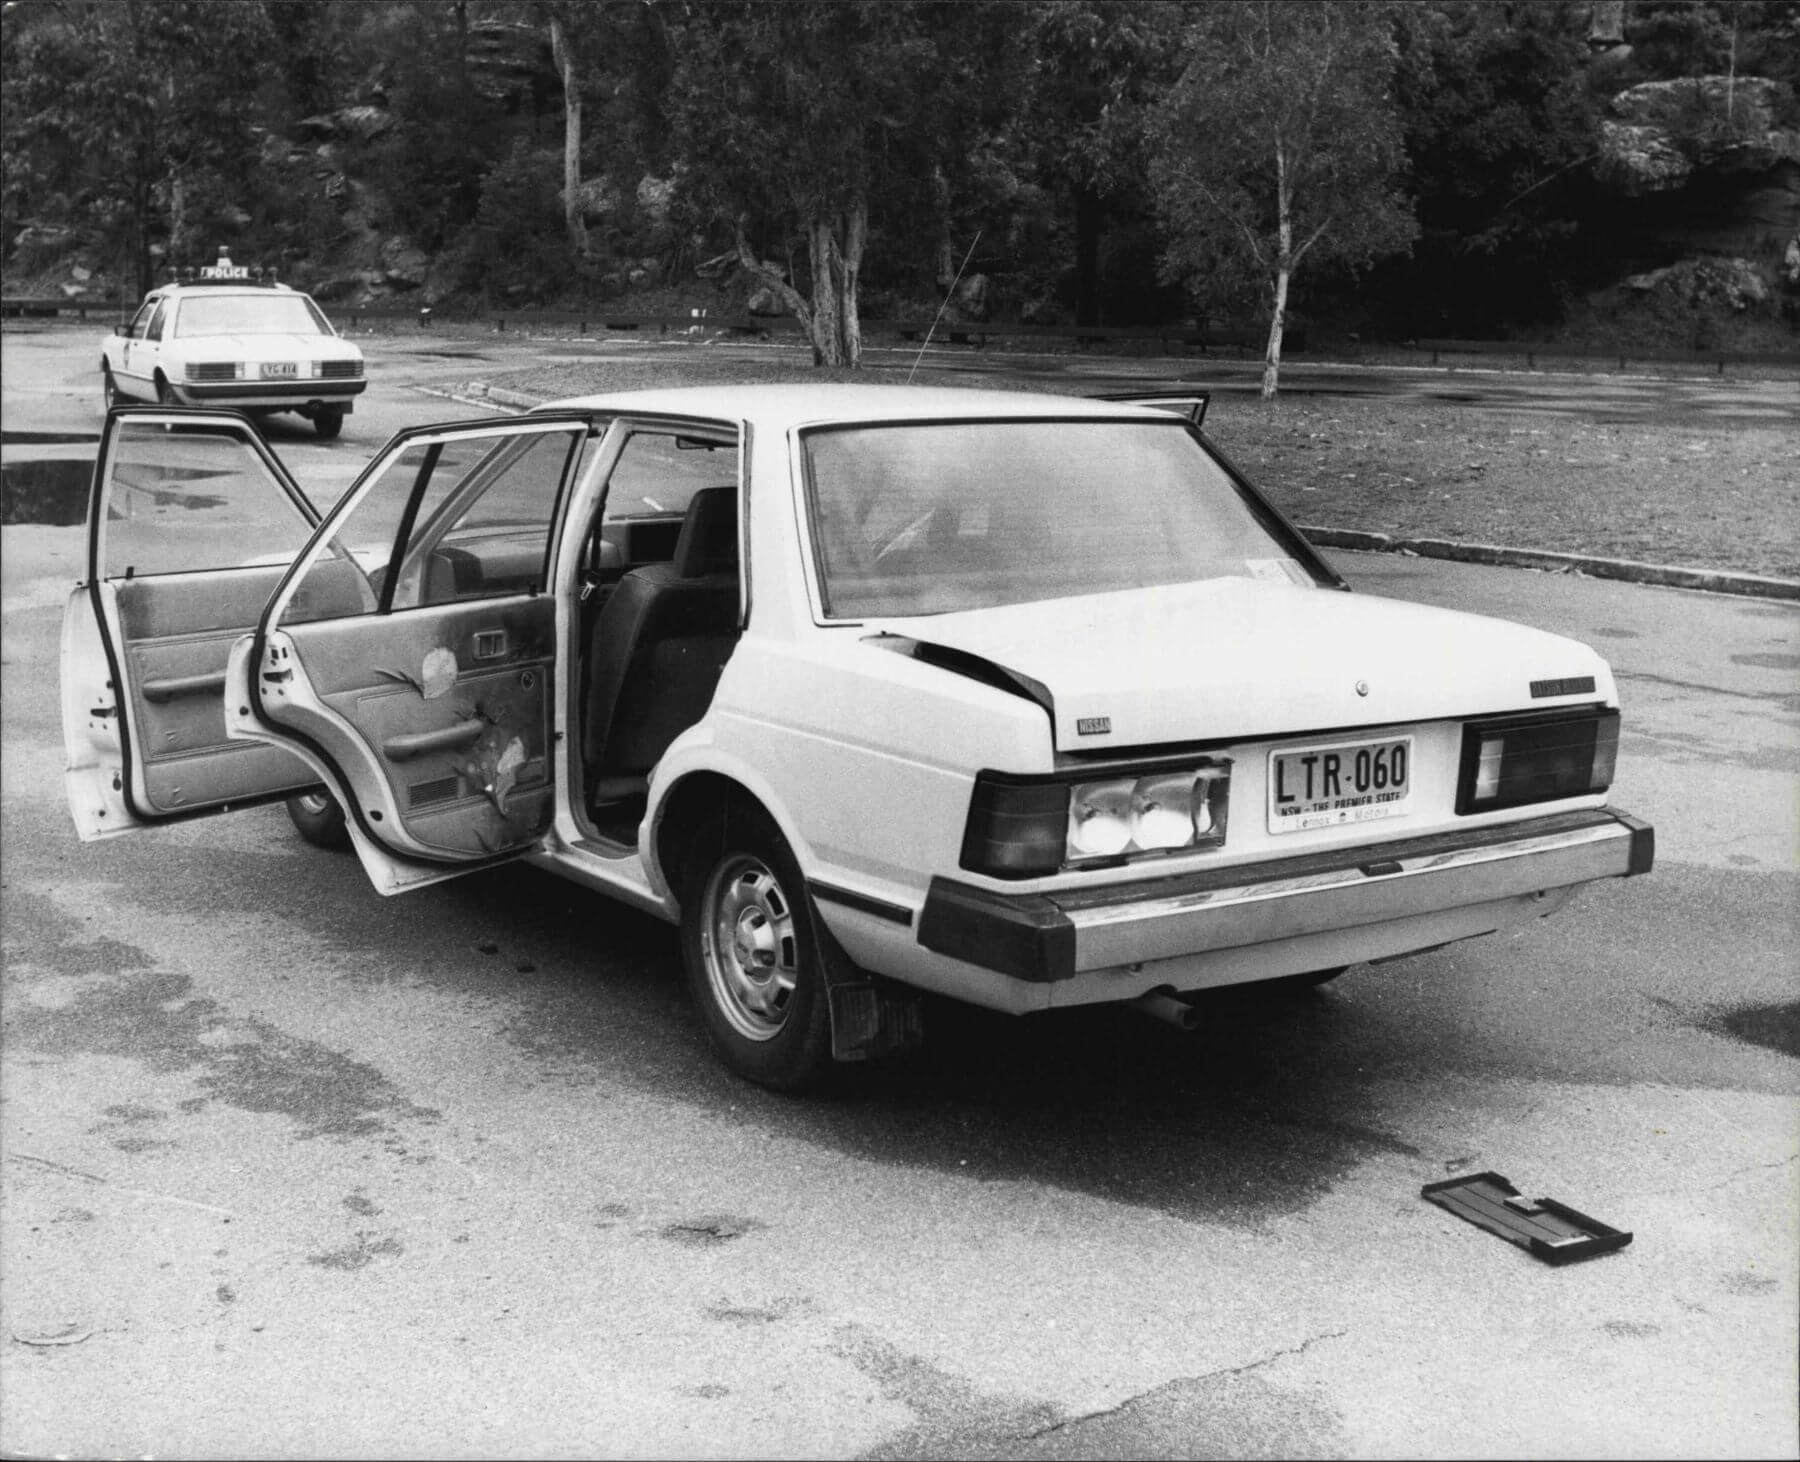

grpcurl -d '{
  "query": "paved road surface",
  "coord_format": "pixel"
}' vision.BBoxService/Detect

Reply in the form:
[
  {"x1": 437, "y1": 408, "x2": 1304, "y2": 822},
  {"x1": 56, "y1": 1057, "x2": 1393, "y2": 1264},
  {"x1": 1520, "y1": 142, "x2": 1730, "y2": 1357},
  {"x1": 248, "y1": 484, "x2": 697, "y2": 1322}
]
[{"x1": 2, "y1": 323, "x2": 1795, "y2": 1459}]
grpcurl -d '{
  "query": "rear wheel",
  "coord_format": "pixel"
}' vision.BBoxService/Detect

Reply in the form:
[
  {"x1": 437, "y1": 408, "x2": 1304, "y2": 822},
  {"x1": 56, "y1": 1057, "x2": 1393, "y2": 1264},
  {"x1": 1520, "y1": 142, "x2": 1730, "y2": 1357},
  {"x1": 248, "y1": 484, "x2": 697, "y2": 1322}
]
[
  {"x1": 286, "y1": 790, "x2": 350, "y2": 851},
  {"x1": 101, "y1": 363, "x2": 119, "y2": 409},
  {"x1": 678, "y1": 806, "x2": 835, "y2": 1090},
  {"x1": 313, "y1": 406, "x2": 344, "y2": 439}
]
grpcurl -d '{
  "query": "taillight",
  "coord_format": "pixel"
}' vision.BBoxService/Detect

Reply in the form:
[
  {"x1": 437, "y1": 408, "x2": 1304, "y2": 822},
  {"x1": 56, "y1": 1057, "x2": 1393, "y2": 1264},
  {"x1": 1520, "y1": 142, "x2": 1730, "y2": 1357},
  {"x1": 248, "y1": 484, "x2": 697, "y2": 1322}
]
[
  {"x1": 961, "y1": 761, "x2": 1232, "y2": 879},
  {"x1": 959, "y1": 777, "x2": 1066, "y2": 878},
  {"x1": 1456, "y1": 708, "x2": 1618, "y2": 814}
]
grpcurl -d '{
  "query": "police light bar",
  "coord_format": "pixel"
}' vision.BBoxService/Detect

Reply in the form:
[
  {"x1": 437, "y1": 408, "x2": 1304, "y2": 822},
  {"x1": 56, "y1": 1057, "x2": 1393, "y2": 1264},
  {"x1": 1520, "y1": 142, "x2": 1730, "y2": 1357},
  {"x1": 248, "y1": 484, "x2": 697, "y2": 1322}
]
[{"x1": 200, "y1": 249, "x2": 250, "y2": 280}]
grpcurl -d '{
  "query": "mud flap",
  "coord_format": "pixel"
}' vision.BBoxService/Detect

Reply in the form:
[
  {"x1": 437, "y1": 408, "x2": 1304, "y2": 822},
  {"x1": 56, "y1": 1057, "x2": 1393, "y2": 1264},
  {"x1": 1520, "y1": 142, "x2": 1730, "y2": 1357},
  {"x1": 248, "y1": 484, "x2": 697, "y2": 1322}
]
[{"x1": 811, "y1": 898, "x2": 925, "y2": 1063}]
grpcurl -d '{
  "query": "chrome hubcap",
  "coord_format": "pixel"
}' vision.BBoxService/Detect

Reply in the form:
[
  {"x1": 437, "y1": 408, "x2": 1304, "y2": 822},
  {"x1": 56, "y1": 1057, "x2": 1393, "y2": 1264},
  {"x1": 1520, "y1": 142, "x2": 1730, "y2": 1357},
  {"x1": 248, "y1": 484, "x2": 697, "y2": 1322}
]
[{"x1": 701, "y1": 854, "x2": 798, "y2": 1042}]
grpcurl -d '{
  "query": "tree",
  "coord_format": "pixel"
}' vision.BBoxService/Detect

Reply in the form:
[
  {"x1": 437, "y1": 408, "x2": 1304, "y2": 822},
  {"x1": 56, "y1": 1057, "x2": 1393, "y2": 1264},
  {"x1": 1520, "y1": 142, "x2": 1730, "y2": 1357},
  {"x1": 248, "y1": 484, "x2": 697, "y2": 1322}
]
[
  {"x1": 667, "y1": 1, "x2": 944, "y2": 367},
  {"x1": 1382, "y1": 0, "x2": 1598, "y2": 336},
  {"x1": 1148, "y1": 0, "x2": 1417, "y2": 396},
  {"x1": 539, "y1": 1, "x2": 607, "y2": 259},
  {"x1": 3, "y1": 0, "x2": 271, "y2": 296},
  {"x1": 1012, "y1": 1, "x2": 1180, "y2": 326}
]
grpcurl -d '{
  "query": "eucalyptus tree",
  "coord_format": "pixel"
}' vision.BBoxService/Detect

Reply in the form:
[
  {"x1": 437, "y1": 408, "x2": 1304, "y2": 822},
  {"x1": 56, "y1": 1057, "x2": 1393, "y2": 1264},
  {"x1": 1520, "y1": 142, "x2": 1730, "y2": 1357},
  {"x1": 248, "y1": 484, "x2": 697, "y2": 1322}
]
[
  {"x1": 1148, "y1": 0, "x2": 1417, "y2": 396},
  {"x1": 667, "y1": 0, "x2": 953, "y2": 366}
]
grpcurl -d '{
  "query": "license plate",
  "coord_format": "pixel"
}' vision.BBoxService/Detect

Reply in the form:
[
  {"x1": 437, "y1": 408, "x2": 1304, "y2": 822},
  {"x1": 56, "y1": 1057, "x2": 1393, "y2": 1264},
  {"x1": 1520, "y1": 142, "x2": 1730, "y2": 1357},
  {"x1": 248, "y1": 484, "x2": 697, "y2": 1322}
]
[
  {"x1": 1268, "y1": 735, "x2": 1413, "y2": 834},
  {"x1": 260, "y1": 362, "x2": 297, "y2": 379}
]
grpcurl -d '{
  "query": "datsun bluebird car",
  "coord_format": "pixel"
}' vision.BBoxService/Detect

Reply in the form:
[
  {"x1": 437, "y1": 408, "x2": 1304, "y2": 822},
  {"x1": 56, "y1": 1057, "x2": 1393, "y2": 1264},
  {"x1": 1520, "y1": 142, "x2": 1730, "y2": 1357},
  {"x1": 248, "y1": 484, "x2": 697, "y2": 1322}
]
[
  {"x1": 62, "y1": 385, "x2": 1652, "y2": 1087},
  {"x1": 100, "y1": 252, "x2": 366, "y2": 437}
]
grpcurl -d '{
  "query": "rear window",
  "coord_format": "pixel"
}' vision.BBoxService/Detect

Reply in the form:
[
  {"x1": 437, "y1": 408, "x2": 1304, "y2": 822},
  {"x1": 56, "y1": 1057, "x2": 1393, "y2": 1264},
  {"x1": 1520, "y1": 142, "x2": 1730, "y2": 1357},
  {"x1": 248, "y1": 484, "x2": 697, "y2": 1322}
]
[
  {"x1": 801, "y1": 418, "x2": 1318, "y2": 619},
  {"x1": 175, "y1": 293, "x2": 334, "y2": 338}
]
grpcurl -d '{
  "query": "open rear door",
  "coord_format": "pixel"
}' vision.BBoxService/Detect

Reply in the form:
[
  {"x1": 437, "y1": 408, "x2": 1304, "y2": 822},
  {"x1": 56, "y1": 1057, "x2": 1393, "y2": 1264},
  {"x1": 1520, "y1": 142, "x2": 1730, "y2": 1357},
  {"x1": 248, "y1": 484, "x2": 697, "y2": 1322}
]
[
  {"x1": 63, "y1": 408, "x2": 325, "y2": 839},
  {"x1": 227, "y1": 414, "x2": 597, "y2": 894}
]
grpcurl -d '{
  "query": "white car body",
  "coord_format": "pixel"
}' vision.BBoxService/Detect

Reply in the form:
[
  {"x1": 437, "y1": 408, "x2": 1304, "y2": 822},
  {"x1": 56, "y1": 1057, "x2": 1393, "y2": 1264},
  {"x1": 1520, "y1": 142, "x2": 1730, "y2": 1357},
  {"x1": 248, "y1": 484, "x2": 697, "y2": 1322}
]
[
  {"x1": 100, "y1": 266, "x2": 366, "y2": 435},
  {"x1": 61, "y1": 385, "x2": 1651, "y2": 1087}
]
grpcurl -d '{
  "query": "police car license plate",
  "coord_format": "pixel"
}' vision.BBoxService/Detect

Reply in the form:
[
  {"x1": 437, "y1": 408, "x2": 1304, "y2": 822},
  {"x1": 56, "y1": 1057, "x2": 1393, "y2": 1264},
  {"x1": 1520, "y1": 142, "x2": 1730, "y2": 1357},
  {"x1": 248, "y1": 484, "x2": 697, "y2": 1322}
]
[
  {"x1": 260, "y1": 362, "x2": 297, "y2": 378},
  {"x1": 1268, "y1": 735, "x2": 1412, "y2": 834}
]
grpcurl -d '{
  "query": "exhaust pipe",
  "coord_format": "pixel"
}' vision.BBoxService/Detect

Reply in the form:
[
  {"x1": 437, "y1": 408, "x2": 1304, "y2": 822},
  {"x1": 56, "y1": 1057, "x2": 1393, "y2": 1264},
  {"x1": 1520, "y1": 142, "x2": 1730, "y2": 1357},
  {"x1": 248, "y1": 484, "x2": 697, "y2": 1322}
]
[{"x1": 1131, "y1": 988, "x2": 1200, "y2": 1032}]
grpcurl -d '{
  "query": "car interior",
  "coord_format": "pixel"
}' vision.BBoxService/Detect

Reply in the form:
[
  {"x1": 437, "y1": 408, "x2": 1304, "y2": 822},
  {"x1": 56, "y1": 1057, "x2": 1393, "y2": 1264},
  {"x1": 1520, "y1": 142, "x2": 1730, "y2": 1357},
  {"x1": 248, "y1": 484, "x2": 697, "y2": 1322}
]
[{"x1": 577, "y1": 484, "x2": 742, "y2": 845}]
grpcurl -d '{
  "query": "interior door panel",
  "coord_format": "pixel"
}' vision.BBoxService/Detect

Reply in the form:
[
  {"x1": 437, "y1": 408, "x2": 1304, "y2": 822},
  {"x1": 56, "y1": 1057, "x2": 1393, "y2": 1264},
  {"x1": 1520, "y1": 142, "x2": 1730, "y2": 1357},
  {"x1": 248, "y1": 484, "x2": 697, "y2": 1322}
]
[
  {"x1": 277, "y1": 597, "x2": 556, "y2": 856},
  {"x1": 111, "y1": 567, "x2": 316, "y2": 814}
]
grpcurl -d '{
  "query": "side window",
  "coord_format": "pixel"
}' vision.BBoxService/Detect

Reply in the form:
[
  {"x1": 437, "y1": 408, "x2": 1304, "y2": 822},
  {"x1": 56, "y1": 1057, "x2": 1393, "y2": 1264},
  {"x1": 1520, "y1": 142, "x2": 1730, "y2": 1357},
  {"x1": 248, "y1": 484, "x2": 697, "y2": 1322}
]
[
  {"x1": 144, "y1": 301, "x2": 169, "y2": 342},
  {"x1": 100, "y1": 418, "x2": 315, "y2": 580},
  {"x1": 125, "y1": 301, "x2": 156, "y2": 340},
  {"x1": 597, "y1": 430, "x2": 738, "y2": 573},
  {"x1": 280, "y1": 424, "x2": 586, "y2": 624}
]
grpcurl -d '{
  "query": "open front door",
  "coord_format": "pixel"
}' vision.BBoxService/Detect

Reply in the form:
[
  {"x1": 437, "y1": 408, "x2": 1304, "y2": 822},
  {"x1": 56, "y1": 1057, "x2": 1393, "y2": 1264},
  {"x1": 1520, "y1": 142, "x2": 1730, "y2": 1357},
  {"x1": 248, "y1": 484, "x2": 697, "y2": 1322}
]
[
  {"x1": 63, "y1": 408, "x2": 325, "y2": 839},
  {"x1": 228, "y1": 415, "x2": 596, "y2": 895}
]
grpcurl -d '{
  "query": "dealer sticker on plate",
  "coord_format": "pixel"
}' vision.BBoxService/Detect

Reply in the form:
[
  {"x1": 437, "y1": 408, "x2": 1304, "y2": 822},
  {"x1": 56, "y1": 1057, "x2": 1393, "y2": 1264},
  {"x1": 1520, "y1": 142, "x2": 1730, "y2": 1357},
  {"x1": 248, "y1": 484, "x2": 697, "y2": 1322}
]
[{"x1": 1268, "y1": 735, "x2": 1412, "y2": 834}]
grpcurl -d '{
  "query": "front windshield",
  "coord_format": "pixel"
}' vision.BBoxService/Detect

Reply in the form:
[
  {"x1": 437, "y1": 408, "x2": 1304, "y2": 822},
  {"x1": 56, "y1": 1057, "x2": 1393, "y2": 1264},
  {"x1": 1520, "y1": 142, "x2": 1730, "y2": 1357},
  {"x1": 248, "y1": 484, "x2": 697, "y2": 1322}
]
[
  {"x1": 175, "y1": 293, "x2": 332, "y2": 338},
  {"x1": 802, "y1": 418, "x2": 1319, "y2": 619}
]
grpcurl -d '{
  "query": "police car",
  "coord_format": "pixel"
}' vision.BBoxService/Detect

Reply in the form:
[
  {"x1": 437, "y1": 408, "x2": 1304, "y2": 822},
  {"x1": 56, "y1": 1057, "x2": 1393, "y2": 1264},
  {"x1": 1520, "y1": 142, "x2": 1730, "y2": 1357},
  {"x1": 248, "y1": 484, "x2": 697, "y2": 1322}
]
[{"x1": 100, "y1": 252, "x2": 366, "y2": 438}]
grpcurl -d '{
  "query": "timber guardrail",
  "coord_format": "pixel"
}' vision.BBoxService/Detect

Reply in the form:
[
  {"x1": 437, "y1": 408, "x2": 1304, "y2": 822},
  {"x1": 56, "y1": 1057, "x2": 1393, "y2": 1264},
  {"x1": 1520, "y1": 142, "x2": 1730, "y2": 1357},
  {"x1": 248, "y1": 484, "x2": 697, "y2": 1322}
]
[{"x1": 1413, "y1": 337, "x2": 1798, "y2": 375}]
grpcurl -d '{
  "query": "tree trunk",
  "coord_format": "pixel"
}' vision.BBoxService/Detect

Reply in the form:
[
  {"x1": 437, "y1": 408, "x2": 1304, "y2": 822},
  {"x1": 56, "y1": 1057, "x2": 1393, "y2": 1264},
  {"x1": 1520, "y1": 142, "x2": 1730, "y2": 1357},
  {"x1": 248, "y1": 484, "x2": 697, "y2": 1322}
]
[
  {"x1": 1261, "y1": 265, "x2": 1288, "y2": 400},
  {"x1": 807, "y1": 219, "x2": 844, "y2": 366},
  {"x1": 133, "y1": 167, "x2": 154, "y2": 297},
  {"x1": 169, "y1": 168, "x2": 189, "y2": 267},
  {"x1": 838, "y1": 201, "x2": 866, "y2": 368},
  {"x1": 1263, "y1": 141, "x2": 1292, "y2": 400},
  {"x1": 733, "y1": 219, "x2": 814, "y2": 339},
  {"x1": 548, "y1": 14, "x2": 591, "y2": 257},
  {"x1": 932, "y1": 165, "x2": 955, "y2": 284}
]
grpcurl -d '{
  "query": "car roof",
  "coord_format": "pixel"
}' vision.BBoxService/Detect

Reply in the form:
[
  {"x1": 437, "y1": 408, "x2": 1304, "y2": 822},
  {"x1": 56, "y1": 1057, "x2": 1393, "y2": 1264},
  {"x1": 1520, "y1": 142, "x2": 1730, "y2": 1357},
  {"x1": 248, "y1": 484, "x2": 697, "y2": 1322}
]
[
  {"x1": 146, "y1": 282, "x2": 298, "y2": 300},
  {"x1": 541, "y1": 382, "x2": 1184, "y2": 431}
]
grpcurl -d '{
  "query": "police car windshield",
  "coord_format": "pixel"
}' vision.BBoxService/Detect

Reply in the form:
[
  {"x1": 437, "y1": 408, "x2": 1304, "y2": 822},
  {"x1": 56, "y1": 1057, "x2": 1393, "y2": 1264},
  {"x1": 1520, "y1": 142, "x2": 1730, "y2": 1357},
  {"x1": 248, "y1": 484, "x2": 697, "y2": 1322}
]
[{"x1": 175, "y1": 293, "x2": 332, "y2": 338}]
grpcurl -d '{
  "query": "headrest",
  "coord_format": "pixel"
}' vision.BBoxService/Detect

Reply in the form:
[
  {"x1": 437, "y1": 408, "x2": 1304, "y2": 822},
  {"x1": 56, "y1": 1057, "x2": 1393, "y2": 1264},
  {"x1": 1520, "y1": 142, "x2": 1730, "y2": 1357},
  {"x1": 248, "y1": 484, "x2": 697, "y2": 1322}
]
[{"x1": 673, "y1": 486, "x2": 739, "y2": 578}]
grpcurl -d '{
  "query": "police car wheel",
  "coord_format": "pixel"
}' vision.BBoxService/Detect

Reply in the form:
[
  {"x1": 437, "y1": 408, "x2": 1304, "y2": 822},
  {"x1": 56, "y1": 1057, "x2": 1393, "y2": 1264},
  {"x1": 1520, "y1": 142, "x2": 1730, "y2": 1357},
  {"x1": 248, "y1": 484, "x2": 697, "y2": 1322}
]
[
  {"x1": 314, "y1": 408, "x2": 344, "y2": 440},
  {"x1": 101, "y1": 365, "x2": 118, "y2": 409},
  {"x1": 154, "y1": 374, "x2": 176, "y2": 405},
  {"x1": 286, "y1": 790, "x2": 350, "y2": 851}
]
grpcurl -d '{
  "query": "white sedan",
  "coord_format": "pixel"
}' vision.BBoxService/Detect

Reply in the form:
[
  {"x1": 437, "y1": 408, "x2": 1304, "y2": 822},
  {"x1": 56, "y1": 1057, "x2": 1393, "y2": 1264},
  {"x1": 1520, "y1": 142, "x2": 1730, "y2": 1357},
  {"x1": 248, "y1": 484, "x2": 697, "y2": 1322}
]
[
  {"x1": 100, "y1": 265, "x2": 366, "y2": 437},
  {"x1": 60, "y1": 385, "x2": 1652, "y2": 1088}
]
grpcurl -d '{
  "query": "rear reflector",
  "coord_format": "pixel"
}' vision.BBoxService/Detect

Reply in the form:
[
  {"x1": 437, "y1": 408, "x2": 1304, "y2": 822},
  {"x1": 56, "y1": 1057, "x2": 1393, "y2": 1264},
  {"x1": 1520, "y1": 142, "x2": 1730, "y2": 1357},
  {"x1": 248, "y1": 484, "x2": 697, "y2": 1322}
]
[{"x1": 1457, "y1": 708, "x2": 1619, "y2": 815}]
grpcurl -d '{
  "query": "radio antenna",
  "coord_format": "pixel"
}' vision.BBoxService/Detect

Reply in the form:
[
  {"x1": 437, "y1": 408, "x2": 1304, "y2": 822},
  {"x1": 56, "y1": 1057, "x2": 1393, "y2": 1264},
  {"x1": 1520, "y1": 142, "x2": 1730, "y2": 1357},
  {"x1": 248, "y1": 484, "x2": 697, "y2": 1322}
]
[{"x1": 907, "y1": 230, "x2": 981, "y2": 384}]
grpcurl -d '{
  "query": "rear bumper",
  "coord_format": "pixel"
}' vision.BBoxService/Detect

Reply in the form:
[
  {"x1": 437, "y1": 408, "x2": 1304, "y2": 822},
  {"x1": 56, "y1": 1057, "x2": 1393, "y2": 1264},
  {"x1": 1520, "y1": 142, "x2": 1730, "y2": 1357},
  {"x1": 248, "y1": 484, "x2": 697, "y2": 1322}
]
[
  {"x1": 176, "y1": 379, "x2": 366, "y2": 407},
  {"x1": 917, "y1": 806, "x2": 1653, "y2": 984}
]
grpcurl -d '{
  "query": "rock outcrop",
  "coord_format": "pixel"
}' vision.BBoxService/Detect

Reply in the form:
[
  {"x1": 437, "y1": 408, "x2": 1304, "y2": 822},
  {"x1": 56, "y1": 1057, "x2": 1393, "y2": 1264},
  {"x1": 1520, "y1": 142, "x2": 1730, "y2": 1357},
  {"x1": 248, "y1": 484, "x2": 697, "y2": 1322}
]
[{"x1": 1597, "y1": 76, "x2": 1800, "y2": 195}]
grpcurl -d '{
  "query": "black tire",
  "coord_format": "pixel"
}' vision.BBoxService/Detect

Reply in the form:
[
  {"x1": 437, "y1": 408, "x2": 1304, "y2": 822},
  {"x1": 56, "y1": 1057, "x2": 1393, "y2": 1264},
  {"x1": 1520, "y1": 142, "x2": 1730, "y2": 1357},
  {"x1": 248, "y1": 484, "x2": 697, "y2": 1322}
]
[
  {"x1": 286, "y1": 789, "x2": 351, "y2": 851},
  {"x1": 314, "y1": 407, "x2": 344, "y2": 439},
  {"x1": 154, "y1": 373, "x2": 177, "y2": 405},
  {"x1": 101, "y1": 363, "x2": 119, "y2": 410},
  {"x1": 677, "y1": 805, "x2": 836, "y2": 1091}
]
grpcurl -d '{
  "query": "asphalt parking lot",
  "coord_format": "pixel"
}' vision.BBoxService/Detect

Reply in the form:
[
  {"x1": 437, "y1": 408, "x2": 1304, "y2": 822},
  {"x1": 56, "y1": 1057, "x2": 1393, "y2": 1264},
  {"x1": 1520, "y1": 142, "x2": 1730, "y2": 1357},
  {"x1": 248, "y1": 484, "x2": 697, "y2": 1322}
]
[{"x1": 2, "y1": 325, "x2": 1795, "y2": 1459}]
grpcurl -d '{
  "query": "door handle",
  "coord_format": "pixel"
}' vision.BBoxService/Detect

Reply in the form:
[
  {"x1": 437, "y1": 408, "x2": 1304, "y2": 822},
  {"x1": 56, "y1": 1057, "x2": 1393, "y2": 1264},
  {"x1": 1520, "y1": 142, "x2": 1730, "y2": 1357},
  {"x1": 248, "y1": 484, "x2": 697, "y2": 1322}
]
[
  {"x1": 142, "y1": 671, "x2": 227, "y2": 703},
  {"x1": 383, "y1": 719, "x2": 485, "y2": 761}
]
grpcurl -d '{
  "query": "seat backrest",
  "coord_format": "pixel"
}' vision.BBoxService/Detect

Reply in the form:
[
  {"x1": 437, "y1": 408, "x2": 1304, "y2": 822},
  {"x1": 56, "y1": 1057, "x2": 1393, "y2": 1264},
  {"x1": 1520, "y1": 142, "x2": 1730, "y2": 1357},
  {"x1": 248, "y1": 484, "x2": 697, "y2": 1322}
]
[{"x1": 582, "y1": 487, "x2": 741, "y2": 780}]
